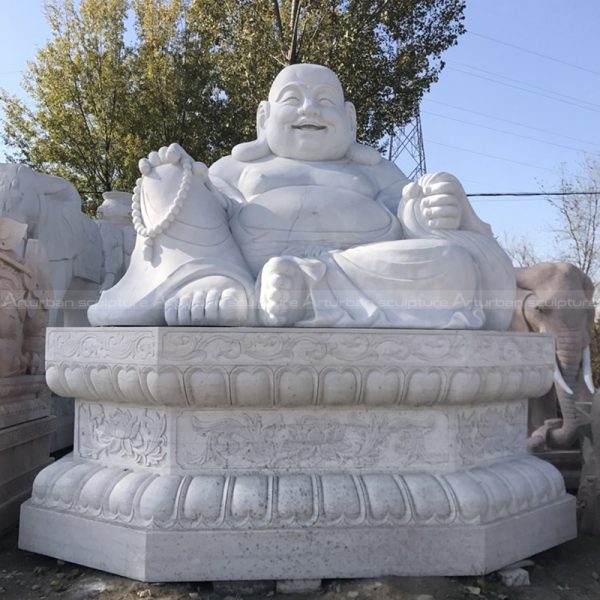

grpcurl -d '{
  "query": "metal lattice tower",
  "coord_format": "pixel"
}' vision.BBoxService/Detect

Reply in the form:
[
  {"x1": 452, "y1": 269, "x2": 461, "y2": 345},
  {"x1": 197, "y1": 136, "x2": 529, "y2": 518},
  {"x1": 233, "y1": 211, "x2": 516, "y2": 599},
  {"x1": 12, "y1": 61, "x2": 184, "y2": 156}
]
[{"x1": 387, "y1": 110, "x2": 427, "y2": 181}]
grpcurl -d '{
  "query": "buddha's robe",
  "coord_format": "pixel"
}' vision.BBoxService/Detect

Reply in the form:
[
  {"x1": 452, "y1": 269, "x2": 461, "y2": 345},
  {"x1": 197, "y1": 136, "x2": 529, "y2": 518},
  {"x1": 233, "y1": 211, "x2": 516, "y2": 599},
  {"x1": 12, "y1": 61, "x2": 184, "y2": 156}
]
[{"x1": 210, "y1": 155, "x2": 516, "y2": 330}]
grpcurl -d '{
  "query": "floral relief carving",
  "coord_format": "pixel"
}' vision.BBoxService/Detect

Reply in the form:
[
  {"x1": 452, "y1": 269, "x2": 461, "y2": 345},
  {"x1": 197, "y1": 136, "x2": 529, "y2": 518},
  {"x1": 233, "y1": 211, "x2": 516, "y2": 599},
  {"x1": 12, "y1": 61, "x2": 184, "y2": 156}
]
[
  {"x1": 178, "y1": 412, "x2": 437, "y2": 469},
  {"x1": 48, "y1": 330, "x2": 156, "y2": 362},
  {"x1": 457, "y1": 403, "x2": 527, "y2": 463},
  {"x1": 78, "y1": 403, "x2": 167, "y2": 466}
]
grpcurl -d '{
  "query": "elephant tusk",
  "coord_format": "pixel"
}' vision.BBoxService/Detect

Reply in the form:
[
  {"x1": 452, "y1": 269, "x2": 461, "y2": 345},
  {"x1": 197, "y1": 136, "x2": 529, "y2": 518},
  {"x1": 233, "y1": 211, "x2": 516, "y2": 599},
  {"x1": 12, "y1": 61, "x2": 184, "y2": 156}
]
[
  {"x1": 583, "y1": 345, "x2": 595, "y2": 394},
  {"x1": 554, "y1": 361, "x2": 574, "y2": 395}
]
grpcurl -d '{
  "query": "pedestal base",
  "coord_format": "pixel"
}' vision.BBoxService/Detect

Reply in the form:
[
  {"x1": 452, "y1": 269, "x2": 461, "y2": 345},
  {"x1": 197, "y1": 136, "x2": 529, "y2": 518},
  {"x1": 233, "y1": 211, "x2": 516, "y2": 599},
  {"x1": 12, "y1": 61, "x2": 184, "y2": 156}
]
[
  {"x1": 20, "y1": 327, "x2": 576, "y2": 580},
  {"x1": 19, "y1": 453, "x2": 576, "y2": 580}
]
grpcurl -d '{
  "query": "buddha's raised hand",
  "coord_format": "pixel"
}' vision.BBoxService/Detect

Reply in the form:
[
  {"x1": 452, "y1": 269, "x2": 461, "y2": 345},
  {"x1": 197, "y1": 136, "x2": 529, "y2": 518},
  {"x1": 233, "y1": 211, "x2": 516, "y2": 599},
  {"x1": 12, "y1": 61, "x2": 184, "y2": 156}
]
[{"x1": 402, "y1": 172, "x2": 466, "y2": 231}]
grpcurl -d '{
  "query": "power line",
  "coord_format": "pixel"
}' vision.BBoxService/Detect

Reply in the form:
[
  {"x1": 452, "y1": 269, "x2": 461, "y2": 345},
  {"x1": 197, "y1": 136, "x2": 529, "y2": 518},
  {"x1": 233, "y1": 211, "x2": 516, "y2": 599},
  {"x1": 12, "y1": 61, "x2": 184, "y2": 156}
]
[
  {"x1": 447, "y1": 59, "x2": 600, "y2": 111},
  {"x1": 467, "y1": 30, "x2": 600, "y2": 77},
  {"x1": 423, "y1": 110, "x2": 588, "y2": 153},
  {"x1": 467, "y1": 191, "x2": 600, "y2": 198},
  {"x1": 447, "y1": 66, "x2": 600, "y2": 114},
  {"x1": 426, "y1": 139, "x2": 557, "y2": 173},
  {"x1": 423, "y1": 99, "x2": 600, "y2": 148}
]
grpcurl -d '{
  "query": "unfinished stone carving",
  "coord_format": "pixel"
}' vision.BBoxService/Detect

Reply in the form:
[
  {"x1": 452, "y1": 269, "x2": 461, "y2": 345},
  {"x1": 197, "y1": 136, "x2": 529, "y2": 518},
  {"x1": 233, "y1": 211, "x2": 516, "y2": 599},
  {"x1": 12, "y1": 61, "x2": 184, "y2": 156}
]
[
  {"x1": 0, "y1": 217, "x2": 50, "y2": 377},
  {"x1": 0, "y1": 217, "x2": 55, "y2": 533}
]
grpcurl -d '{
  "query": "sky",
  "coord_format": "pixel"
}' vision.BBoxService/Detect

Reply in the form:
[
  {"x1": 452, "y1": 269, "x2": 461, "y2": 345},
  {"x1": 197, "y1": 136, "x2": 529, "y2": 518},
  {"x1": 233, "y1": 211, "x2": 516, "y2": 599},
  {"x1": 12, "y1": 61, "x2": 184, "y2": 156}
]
[{"x1": 0, "y1": 0, "x2": 599, "y2": 260}]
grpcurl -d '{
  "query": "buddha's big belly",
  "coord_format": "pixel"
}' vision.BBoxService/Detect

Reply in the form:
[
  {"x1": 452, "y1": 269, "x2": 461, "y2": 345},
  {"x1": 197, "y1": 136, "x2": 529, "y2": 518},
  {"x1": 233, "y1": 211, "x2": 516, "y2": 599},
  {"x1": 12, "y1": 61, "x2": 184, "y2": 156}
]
[{"x1": 230, "y1": 185, "x2": 403, "y2": 275}]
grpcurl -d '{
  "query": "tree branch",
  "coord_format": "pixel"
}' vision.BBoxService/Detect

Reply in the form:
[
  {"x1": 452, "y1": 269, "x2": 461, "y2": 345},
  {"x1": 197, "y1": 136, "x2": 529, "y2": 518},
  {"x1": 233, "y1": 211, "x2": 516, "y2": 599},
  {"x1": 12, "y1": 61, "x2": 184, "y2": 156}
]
[{"x1": 272, "y1": 0, "x2": 284, "y2": 43}]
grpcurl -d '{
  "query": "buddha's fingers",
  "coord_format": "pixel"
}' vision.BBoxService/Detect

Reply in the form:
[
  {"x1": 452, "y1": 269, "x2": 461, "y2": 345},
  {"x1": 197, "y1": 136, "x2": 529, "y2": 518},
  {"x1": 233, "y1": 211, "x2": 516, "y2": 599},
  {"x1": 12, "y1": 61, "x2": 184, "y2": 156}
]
[
  {"x1": 138, "y1": 158, "x2": 152, "y2": 176},
  {"x1": 423, "y1": 180, "x2": 465, "y2": 197},
  {"x1": 428, "y1": 217, "x2": 461, "y2": 230},
  {"x1": 158, "y1": 147, "x2": 169, "y2": 162},
  {"x1": 424, "y1": 205, "x2": 461, "y2": 220},
  {"x1": 401, "y1": 181, "x2": 423, "y2": 202},
  {"x1": 148, "y1": 151, "x2": 162, "y2": 167},
  {"x1": 423, "y1": 193, "x2": 461, "y2": 209}
]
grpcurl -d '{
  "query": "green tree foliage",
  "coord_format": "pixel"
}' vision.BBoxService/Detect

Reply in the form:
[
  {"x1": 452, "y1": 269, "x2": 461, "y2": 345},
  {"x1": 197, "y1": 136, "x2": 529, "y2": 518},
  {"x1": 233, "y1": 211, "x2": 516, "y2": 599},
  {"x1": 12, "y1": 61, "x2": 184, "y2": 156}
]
[
  {"x1": 194, "y1": 0, "x2": 466, "y2": 147},
  {"x1": 1, "y1": 0, "x2": 465, "y2": 207}
]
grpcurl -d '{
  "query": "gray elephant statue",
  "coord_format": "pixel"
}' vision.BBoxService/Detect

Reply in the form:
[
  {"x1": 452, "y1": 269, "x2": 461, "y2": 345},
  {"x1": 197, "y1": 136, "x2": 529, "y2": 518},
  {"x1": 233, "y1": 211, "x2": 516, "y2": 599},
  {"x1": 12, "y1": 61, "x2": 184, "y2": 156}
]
[
  {"x1": 510, "y1": 262, "x2": 595, "y2": 451},
  {"x1": 0, "y1": 164, "x2": 104, "y2": 325}
]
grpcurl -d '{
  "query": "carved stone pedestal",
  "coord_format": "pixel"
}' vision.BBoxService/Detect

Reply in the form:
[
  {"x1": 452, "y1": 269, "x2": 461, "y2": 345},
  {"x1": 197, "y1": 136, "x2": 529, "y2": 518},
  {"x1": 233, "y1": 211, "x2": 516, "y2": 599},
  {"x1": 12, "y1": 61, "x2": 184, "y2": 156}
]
[
  {"x1": 0, "y1": 376, "x2": 55, "y2": 534},
  {"x1": 20, "y1": 328, "x2": 576, "y2": 580}
]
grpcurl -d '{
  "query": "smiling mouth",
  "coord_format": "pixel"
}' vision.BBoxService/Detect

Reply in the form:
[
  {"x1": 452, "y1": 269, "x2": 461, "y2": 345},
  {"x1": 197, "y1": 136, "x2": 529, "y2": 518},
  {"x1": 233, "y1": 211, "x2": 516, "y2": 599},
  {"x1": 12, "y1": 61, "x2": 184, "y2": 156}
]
[{"x1": 292, "y1": 124, "x2": 327, "y2": 131}]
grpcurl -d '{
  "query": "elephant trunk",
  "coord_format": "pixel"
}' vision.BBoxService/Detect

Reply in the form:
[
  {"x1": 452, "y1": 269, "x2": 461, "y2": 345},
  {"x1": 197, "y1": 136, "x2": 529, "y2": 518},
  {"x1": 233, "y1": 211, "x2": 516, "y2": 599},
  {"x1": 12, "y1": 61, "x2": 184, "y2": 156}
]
[{"x1": 545, "y1": 343, "x2": 585, "y2": 449}]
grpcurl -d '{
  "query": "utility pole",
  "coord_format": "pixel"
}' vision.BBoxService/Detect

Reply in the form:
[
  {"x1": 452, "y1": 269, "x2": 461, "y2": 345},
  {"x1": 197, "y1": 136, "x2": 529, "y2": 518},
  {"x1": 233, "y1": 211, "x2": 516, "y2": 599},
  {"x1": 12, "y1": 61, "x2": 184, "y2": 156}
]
[{"x1": 387, "y1": 110, "x2": 427, "y2": 181}]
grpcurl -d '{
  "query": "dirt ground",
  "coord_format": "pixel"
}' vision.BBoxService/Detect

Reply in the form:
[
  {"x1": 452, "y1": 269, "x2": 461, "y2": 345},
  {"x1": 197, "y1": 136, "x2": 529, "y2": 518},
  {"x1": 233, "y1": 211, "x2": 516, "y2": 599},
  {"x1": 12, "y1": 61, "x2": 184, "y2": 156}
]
[{"x1": 1, "y1": 526, "x2": 600, "y2": 600}]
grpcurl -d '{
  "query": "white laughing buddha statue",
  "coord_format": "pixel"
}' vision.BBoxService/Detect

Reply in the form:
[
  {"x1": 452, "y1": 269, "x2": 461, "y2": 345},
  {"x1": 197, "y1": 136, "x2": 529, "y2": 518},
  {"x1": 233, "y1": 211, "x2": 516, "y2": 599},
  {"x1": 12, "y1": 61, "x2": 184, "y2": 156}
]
[{"x1": 88, "y1": 64, "x2": 516, "y2": 329}]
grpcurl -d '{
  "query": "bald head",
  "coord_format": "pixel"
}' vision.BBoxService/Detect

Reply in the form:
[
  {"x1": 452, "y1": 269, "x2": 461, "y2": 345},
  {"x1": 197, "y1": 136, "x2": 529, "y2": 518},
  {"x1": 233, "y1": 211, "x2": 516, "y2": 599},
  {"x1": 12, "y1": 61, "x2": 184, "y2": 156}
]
[
  {"x1": 260, "y1": 63, "x2": 356, "y2": 161},
  {"x1": 268, "y1": 64, "x2": 345, "y2": 103}
]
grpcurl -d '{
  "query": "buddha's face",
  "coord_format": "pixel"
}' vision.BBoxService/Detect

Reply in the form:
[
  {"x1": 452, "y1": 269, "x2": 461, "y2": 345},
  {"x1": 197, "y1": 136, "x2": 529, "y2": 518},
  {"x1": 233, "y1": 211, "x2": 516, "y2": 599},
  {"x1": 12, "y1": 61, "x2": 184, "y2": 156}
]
[{"x1": 261, "y1": 64, "x2": 356, "y2": 161}]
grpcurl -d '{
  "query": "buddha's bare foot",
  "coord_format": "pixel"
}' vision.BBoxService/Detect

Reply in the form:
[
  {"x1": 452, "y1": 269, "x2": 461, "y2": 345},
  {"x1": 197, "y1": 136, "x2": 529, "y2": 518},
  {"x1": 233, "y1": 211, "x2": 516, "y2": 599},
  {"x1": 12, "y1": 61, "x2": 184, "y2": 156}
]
[
  {"x1": 164, "y1": 276, "x2": 250, "y2": 326},
  {"x1": 259, "y1": 256, "x2": 310, "y2": 326}
]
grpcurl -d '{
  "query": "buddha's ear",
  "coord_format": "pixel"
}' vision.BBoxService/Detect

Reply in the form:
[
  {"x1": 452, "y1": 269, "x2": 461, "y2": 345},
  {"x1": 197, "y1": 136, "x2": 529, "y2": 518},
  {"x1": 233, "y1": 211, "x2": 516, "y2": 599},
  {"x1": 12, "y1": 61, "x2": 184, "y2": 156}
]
[
  {"x1": 256, "y1": 101, "x2": 270, "y2": 139},
  {"x1": 345, "y1": 101, "x2": 357, "y2": 136}
]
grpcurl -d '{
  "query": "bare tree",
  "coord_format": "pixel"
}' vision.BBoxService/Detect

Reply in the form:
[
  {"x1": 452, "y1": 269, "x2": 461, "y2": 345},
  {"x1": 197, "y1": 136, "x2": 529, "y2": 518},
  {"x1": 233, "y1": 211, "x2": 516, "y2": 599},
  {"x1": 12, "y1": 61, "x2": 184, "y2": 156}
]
[
  {"x1": 501, "y1": 233, "x2": 544, "y2": 268},
  {"x1": 549, "y1": 157, "x2": 600, "y2": 283}
]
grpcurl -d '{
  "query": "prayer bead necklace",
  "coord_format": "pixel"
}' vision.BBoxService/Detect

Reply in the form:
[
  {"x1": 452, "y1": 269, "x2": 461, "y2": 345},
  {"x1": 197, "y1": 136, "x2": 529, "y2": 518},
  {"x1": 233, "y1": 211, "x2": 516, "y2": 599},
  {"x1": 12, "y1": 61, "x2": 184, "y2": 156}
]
[{"x1": 131, "y1": 159, "x2": 192, "y2": 260}]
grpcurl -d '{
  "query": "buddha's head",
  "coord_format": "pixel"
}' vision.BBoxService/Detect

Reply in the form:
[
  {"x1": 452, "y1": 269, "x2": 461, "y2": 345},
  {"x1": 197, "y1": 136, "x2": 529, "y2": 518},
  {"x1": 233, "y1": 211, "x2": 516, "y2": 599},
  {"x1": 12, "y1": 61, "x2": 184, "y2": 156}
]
[{"x1": 258, "y1": 64, "x2": 357, "y2": 161}]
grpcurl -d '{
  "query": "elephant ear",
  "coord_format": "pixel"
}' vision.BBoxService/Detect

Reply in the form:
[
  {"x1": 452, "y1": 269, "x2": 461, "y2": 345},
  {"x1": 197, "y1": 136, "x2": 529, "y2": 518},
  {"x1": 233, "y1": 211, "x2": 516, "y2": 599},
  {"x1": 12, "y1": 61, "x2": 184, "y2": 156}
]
[
  {"x1": 32, "y1": 171, "x2": 82, "y2": 262},
  {"x1": 581, "y1": 271, "x2": 596, "y2": 338}
]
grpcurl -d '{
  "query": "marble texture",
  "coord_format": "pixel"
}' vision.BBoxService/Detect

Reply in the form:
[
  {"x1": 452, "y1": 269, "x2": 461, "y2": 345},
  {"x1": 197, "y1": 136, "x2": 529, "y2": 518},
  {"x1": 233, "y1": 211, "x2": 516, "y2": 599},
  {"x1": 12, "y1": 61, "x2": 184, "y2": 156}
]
[
  {"x1": 19, "y1": 327, "x2": 576, "y2": 579},
  {"x1": 88, "y1": 64, "x2": 516, "y2": 330}
]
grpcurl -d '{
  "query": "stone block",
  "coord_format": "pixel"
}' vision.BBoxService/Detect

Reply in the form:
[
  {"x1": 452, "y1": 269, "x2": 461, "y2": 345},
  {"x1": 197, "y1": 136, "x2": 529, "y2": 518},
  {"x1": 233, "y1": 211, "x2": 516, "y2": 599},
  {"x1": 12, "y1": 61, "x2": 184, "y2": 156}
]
[
  {"x1": 0, "y1": 376, "x2": 50, "y2": 430},
  {"x1": 0, "y1": 417, "x2": 56, "y2": 484},
  {"x1": 0, "y1": 414, "x2": 55, "y2": 534}
]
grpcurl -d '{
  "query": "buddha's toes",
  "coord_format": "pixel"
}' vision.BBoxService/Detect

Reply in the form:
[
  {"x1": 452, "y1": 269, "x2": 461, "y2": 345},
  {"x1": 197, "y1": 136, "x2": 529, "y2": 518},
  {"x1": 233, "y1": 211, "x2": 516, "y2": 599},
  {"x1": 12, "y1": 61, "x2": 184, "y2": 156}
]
[
  {"x1": 164, "y1": 276, "x2": 249, "y2": 326},
  {"x1": 259, "y1": 256, "x2": 310, "y2": 326}
]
